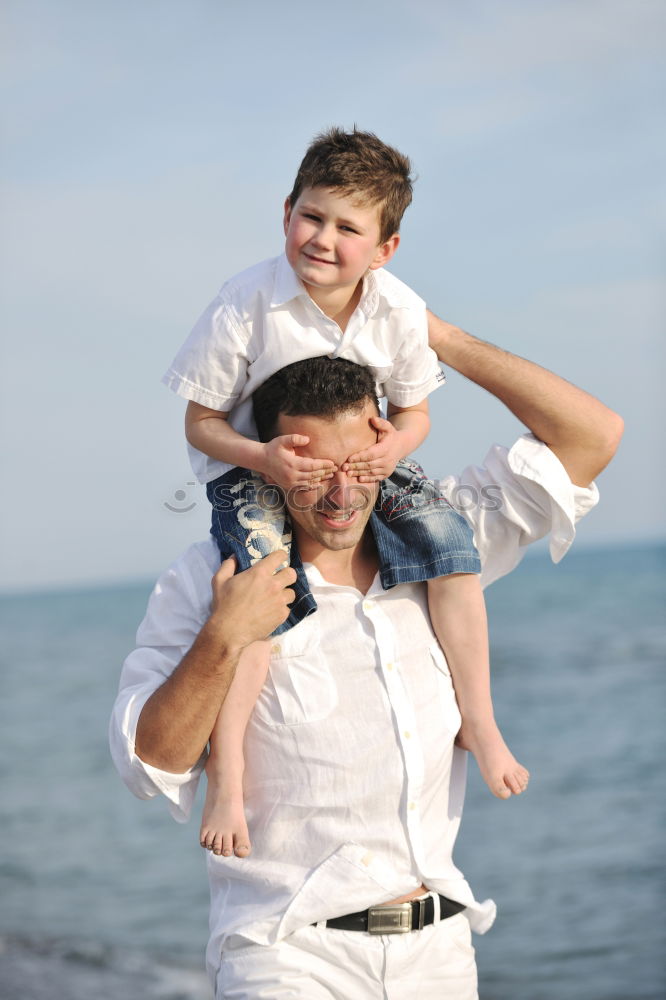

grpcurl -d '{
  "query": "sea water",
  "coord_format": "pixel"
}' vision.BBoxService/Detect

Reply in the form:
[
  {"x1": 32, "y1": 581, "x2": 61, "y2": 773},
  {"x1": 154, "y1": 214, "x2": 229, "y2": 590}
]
[{"x1": 1, "y1": 543, "x2": 664, "y2": 999}]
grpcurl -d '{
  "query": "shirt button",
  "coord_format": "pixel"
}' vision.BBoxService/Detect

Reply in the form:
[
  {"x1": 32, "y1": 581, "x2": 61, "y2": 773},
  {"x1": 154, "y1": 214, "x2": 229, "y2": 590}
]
[
  {"x1": 404, "y1": 731, "x2": 411, "y2": 740},
  {"x1": 271, "y1": 643, "x2": 281, "y2": 654},
  {"x1": 409, "y1": 802, "x2": 416, "y2": 811},
  {"x1": 362, "y1": 600, "x2": 375, "y2": 612},
  {"x1": 386, "y1": 662, "x2": 394, "y2": 671}
]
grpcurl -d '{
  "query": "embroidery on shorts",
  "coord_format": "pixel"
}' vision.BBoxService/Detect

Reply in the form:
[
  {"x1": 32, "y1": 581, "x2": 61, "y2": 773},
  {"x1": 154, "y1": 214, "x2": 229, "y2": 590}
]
[
  {"x1": 230, "y1": 476, "x2": 292, "y2": 564},
  {"x1": 381, "y1": 463, "x2": 452, "y2": 523}
]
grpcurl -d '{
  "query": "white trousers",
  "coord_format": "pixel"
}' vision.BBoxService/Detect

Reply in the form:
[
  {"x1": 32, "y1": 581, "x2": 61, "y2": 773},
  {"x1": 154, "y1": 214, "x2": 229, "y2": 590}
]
[{"x1": 216, "y1": 910, "x2": 478, "y2": 999}]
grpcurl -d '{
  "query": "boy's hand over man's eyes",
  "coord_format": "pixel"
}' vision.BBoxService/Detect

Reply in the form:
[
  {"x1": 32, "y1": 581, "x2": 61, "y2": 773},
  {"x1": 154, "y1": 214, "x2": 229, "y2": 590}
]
[
  {"x1": 261, "y1": 434, "x2": 337, "y2": 490},
  {"x1": 342, "y1": 416, "x2": 406, "y2": 483}
]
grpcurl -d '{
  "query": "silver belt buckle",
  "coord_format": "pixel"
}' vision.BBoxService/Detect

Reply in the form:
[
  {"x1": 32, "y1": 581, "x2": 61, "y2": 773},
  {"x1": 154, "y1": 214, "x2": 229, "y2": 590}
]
[{"x1": 367, "y1": 903, "x2": 412, "y2": 934}]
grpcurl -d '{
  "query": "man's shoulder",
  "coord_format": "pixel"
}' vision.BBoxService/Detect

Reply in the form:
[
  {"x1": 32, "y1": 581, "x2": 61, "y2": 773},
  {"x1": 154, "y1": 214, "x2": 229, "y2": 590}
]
[
  {"x1": 158, "y1": 538, "x2": 221, "y2": 593},
  {"x1": 175, "y1": 537, "x2": 221, "y2": 571}
]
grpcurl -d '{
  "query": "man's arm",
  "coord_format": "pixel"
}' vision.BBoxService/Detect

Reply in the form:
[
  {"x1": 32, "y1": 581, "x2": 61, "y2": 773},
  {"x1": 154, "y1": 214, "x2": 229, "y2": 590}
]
[
  {"x1": 427, "y1": 312, "x2": 624, "y2": 486},
  {"x1": 135, "y1": 551, "x2": 295, "y2": 774}
]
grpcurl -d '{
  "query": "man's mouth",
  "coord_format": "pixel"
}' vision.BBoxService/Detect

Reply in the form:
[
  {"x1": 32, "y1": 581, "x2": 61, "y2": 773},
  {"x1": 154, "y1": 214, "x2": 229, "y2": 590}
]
[{"x1": 318, "y1": 508, "x2": 356, "y2": 525}]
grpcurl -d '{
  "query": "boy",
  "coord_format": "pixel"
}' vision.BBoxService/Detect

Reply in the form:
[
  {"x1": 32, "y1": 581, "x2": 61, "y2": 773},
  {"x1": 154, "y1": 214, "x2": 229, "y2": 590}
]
[{"x1": 162, "y1": 128, "x2": 528, "y2": 858}]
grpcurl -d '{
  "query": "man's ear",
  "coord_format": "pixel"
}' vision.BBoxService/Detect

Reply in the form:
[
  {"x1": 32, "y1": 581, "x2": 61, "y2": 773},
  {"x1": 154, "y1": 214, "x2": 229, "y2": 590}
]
[
  {"x1": 283, "y1": 197, "x2": 292, "y2": 236},
  {"x1": 369, "y1": 233, "x2": 400, "y2": 271}
]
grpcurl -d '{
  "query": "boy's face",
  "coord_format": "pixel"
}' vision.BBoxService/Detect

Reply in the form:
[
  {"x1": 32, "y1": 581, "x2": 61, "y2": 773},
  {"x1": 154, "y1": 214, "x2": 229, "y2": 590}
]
[{"x1": 283, "y1": 186, "x2": 399, "y2": 304}]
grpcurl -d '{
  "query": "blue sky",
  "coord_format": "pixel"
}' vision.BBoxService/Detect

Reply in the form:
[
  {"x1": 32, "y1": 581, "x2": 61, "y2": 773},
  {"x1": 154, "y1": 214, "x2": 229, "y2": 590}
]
[{"x1": 1, "y1": 0, "x2": 664, "y2": 591}]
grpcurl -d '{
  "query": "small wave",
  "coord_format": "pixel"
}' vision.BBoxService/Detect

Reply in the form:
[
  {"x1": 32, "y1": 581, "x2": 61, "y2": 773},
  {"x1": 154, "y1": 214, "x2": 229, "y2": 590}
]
[{"x1": 0, "y1": 934, "x2": 210, "y2": 1000}]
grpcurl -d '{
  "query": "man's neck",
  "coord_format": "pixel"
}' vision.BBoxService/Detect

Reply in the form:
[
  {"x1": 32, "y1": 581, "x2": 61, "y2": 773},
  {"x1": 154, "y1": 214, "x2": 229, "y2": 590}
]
[{"x1": 301, "y1": 530, "x2": 379, "y2": 594}]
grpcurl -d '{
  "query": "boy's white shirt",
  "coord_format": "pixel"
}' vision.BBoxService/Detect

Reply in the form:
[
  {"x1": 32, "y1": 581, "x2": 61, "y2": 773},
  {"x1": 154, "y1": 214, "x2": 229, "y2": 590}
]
[{"x1": 162, "y1": 254, "x2": 444, "y2": 484}]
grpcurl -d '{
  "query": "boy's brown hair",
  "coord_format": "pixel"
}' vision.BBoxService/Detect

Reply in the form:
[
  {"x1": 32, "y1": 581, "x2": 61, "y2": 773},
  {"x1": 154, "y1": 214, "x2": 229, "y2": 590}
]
[{"x1": 287, "y1": 127, "x2": 414, "y2": 244}]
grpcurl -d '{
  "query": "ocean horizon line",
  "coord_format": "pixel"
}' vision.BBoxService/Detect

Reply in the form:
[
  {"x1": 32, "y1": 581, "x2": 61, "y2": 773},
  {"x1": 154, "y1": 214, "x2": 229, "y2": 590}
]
[{"x1": 2, "y1": 535, "x2": 664, "y2": 601}]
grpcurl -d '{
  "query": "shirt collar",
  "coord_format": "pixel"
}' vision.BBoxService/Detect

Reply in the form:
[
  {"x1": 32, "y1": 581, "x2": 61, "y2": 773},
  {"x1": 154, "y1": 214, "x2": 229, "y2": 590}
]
[
  {"x1": 304, "y1": 562, "x2": 383, "y2": 596},
  {"x1": 366, "y1": 266, "x2": 411, "y2": 310},
  {"x1": 270, "y1": 253, "x2": 309, "y2": 307},
  {"x1": 358, "y1": 268, "x2": 412, "y2": 317},
  {"x1": 269, "y1": 254, "x2": 406, "y2": 315}
]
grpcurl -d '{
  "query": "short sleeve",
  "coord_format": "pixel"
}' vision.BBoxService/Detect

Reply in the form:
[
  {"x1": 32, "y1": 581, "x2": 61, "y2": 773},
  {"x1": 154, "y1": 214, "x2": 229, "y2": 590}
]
[
  {"x1": 436, "y1": 434, "x2": 600, "y2": 589},
  {"x1": 161, "y1": 297, "x2": 250, "y2": 411},
  {"x1": 109, "y1": 542, "x2": 219, "y2": 822},
  {"x1": 383, "y1": 309, "x2": 445, "y2": 407}
]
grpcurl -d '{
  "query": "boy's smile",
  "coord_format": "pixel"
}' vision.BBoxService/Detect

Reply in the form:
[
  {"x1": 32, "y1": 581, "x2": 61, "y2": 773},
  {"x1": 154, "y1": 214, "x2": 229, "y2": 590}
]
[{"x1": 283, "y1": 186, "x2": 399, "y2": 316}]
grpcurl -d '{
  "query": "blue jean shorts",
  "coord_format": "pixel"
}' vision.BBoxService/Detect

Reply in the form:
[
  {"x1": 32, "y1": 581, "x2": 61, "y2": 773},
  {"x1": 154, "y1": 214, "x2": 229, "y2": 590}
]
[{"x1": 206, "y1": 459, "x2": 480, "y2": 637}]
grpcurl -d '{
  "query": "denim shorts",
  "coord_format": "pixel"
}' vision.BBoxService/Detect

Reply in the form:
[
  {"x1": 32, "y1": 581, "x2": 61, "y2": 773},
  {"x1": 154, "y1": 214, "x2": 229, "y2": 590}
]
[{"x1": 206, "y1": 460, "x2": 480, "y2": 637}]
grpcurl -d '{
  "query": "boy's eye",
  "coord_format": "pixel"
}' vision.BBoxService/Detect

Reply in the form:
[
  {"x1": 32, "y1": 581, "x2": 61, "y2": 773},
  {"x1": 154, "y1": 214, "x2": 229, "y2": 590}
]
[
  {"x1": 340, "y1": 225, "x2": 358, "y2": 234},
  {"x1": 303, "y1": 213, "x2": 321, "y2": 222}
]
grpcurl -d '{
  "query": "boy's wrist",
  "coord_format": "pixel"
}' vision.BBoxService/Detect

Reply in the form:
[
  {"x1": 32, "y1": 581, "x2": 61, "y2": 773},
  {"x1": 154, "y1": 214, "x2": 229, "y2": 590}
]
[
  {"x1": 254, "y1": 441, "x2": 269, "y2": 476},
  {"x1": 392, "y1": 428, "x2": 410, "y2": 456},
  {"x1": 243, "y1": 440, "x2": 270, "y2": 478},
  {"x1": 388, "y1": 421, "x2": 427, "y2": 459}
]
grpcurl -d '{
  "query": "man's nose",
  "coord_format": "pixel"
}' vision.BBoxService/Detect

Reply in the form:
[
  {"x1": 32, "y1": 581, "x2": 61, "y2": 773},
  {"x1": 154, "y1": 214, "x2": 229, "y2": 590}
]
[{"x1": 325, "y1": 470, "x2": 368, "y2": 509}]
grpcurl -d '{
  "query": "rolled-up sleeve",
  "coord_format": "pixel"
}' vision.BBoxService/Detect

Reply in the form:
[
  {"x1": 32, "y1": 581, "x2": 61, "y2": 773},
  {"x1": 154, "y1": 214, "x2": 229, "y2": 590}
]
[
  {"x1": 437, "y1": 434, "x2": 600, "y2": 589},
  {"x1": 109, "y1": 542, "x2": 218, "y2": 822}
]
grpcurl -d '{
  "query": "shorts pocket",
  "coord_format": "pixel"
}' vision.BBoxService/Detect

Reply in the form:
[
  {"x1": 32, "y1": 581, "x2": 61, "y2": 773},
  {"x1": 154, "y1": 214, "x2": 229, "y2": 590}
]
[{"x1": 442, "y1": 911, "x2": 475, "y2": 956}]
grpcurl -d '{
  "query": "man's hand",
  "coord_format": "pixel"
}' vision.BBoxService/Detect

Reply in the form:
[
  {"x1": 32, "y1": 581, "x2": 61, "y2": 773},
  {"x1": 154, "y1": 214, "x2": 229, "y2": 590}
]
[
  {"x1": 342, "y1": 416, "x2": 406, "y2": 483},
  {"x1": 135, "y1": 550, "x2": 296, "y2": 773},
  {"x1": 208, "y1": 551, "x2": 297, "y2": 651},
  {"x1": 262, "y1": 435, "x2": 337, "y2": 489}
]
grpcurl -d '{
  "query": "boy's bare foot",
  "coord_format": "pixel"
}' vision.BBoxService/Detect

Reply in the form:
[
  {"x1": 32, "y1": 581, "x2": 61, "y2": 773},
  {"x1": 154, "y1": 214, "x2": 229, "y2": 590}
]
[
  {"x1": 456, "y1": 719, "x2": 529, "y2": 799},
  {"x1": 199, "y1": 778, "x2": 251, "y2": 858}
]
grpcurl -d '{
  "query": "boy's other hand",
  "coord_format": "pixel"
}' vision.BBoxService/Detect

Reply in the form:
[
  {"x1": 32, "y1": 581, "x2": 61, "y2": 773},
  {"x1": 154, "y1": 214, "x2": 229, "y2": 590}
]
[
  {"x1": 262, "y1": 434, "x2": 337, "y2": 490},
  {"x1": 342, "y1": 416, "x2": 405, "y2": 483}
]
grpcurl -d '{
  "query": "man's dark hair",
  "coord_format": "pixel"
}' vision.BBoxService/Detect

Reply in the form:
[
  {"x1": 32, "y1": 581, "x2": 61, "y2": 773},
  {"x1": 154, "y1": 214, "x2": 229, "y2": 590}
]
[
  {"x1": 253, "y1": 357, "x2": 380, "y2": 443},
  {"x1": 287, "y1": 127, "x2": 414, "y2": 244}
]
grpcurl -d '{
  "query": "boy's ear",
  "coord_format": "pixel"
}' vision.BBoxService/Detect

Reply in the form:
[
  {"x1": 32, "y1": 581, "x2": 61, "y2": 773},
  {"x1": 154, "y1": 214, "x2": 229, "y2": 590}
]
[
  {"x1": 369, "y1": 233, "x2": 400, "y2": 271},
  {"x1": 283, "y1": 197, "x2": 292, "y2": 236}
]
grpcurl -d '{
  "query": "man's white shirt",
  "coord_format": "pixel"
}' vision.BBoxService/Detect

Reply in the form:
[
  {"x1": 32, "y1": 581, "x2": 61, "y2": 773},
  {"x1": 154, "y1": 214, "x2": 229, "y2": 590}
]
[{"x1": 109, "y1": 435, "x2": 599, "y2": 982}]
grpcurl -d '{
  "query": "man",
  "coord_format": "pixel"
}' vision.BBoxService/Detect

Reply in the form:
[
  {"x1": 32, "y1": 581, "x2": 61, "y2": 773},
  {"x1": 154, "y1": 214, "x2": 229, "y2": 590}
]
[{"x1": 110, "y1": 314, "x2": 622, "y2": 999}]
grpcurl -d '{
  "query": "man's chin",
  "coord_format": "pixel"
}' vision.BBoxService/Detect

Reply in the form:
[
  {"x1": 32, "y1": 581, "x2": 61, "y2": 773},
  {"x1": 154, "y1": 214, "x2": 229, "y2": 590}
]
[
  {"x1": 317, "y1": 531, "x2": 362, "y2": 551},
  {"x1": 312, "y1": 509, "x2": 370, "y2": 549}
]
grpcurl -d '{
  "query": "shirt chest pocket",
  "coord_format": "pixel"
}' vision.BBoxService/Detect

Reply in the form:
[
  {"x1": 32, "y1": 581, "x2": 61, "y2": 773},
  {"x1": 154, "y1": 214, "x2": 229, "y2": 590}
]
[{"x1": 254, "y1": 631, "x2": 338, "y2": 727}]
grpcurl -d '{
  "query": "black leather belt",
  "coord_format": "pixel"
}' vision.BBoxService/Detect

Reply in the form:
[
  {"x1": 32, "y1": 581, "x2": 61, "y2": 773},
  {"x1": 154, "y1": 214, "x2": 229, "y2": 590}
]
[{"x1": 322, "y1": 894, "x2": 465, "y2": 934}]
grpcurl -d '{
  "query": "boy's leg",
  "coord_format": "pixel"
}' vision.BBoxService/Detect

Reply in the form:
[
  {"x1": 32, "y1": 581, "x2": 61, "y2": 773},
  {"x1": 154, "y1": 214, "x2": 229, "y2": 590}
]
[
  {"x1": 201, "y1": 467, "x2": 318, "y2": 856},
  {"x1": 200, "y1": 640, "x2": 270, "y2": 857},
  {"x1": 209, "y1": 467, "x2": 317, "y2": 634},
  {"x1": 427, "y1": 574, "x2": 529, "y2": 799},
  {"x1": 373, "y1": 459, "x2": 528, "y2": 799}
]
